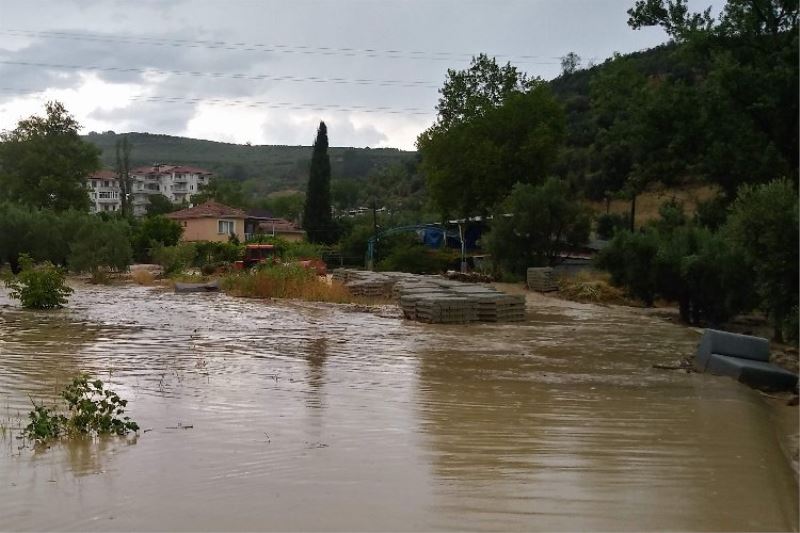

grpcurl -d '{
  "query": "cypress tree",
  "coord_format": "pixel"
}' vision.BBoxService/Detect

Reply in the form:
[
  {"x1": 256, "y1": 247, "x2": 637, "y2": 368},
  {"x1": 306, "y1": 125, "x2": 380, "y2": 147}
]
[{"x1": 303, "y1": 122, "x2": 334, "y2": 243}]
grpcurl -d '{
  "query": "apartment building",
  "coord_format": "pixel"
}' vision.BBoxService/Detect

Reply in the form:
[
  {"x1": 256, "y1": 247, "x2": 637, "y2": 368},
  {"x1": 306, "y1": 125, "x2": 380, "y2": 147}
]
[
  {"x1": 86, "y1": 164, "x2": 213, "y2": 216},
  {"x1": 86, "y1": 170, "x2": 122, "y2": 213},
  {"x1": 129, "y1": 164, "x2": 213, "y2": 217}
]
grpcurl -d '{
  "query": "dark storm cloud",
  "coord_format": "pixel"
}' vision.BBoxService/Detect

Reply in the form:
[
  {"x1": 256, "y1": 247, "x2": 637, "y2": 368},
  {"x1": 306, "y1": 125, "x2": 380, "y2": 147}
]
[{"x1": 0, "y1": 0, "x2": 729, "y2": 147}]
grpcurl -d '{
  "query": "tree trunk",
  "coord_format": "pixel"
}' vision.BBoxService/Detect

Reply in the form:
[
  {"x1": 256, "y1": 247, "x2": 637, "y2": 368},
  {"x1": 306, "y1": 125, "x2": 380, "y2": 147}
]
[{"x1": 629, "y1": 194, "x2": 637, "y2": 232}]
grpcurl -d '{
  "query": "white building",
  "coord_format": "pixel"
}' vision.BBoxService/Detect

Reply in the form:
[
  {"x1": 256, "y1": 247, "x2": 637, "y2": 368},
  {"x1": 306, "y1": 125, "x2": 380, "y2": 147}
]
[
  {"x1": 128, "y1": 164, "x2": 213, "y2": 217},
  {"x1": 86, "y1": 170, "x2": 122, "y2": 214},
  {"x1": 87, "y1": 164, "x2": 214, "y2": 216}
]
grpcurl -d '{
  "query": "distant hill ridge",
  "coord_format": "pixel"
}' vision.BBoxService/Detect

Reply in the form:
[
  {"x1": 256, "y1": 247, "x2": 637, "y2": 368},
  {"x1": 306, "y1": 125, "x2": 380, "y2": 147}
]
[{"x1": 82, "y1": 131, "x2": 417, "y2": 193}]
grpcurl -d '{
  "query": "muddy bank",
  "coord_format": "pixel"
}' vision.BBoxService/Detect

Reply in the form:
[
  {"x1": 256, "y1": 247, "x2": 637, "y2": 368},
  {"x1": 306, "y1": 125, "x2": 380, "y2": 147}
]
[{"x1": 0, "y1": 284, "x2": 797, "y2": 531}]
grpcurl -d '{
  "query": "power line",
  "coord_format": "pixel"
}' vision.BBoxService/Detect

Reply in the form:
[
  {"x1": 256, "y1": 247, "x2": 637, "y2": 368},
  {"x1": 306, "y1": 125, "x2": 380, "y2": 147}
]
[
  {"x1": 0, "y1": 87, "x2": 435, "y2": 115},
  {"x1": 0, "y1": 59, "x2": 440, "y2": 89},
  {"x1": 0, "y1": 28, "x2": 599, "y2": 64}
]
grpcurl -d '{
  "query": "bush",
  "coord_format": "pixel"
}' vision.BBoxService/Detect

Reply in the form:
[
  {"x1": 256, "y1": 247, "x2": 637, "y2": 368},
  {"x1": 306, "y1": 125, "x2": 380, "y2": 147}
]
[
  {"x1": 595, "y1": 212, "x2": 628, "y2": 239},
  {"x1": 377, "y1": 239, "x2": 454, "y2": 274},
  {"x1": 485, "y1": 178, "x2": 592, "y2": 276},
  {"x1": 557, "y1": 271, "x2": 628, "y2": 304},
  {"x1": 724, "y1": 178, "x2": 799, "y2": 341},
  {"x1": 151, "y1": 242, "x2": 197, "y2": 275},
  {"x1": 131, "y1": 216, "x2": 183, "y2": 262},
  {"x1": 4, "y1": 254, "x2": 73, "y2": 309},
  {"x1": 222, "y1": 264, "x2": 353, "y2": 303},
  {"x1": 24, "y1": 374, "x2": 139, "y2": 442},
  {"x1": 68, "y1": 217, "x2": 132, "y2": 275},
  {"x1": 194, "y1": 241, "x2": 242, "y2": 267}
]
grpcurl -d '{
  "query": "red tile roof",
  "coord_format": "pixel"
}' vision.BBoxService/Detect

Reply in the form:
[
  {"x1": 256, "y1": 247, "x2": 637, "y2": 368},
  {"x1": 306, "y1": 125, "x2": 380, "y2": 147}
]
[
  {"x1": 131, "y1": 164, "x2": 212, "y2": 176},
  {"x1": 166, "y1": 201, "x2": 246, "y2": 220},
  {"x1": 88, "y1": 169, "x2": 118, "y2": 180},
  {"x1": 257, "y1": 218, "x2": 304, "y2": 234}
]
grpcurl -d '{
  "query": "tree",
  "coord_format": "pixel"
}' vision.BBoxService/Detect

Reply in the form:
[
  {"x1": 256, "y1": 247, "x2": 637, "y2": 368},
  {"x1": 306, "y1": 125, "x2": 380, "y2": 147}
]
[
  {"x1": 191, "y1": 177, "x2": 246, "y2": 207},
  {"x1": 303, "y1": 122, "x2": 335, "y2": 244},
  {"x1": 435, "y1": 53, "x2": 536, "y2": 129},
  {"x1": 560, "y1": 52, "x2": 582, "y2": 75},
  {"x1": 724, "y1": 178, "x2": 798, "y2": 341},
  {"x1": 115, "y1": 135, "x2": 132, "y2": 216},
  {"x1": 419, "y1": 81, "x2": 565, "y2": 218},
  {"x1": 68, "y1": 218, "x2": 133, "y2": 276},
  {"x1": 131, "y1": 215, "x2": 183, "y2": 262},
  {"x1": 0, "y1": 101, "x2": 100, "y2": 211},
  {"x1": 484, "y1": 177, "x2": 592, "y2": 276},
  {"x1": 146, "y1": 194, "x2": 177, "y2": 216}
]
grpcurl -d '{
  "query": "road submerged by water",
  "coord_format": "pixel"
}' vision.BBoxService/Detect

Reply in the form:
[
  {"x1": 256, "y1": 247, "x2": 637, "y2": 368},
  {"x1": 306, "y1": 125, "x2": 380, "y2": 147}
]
[{"x1": 0, "y1": 283, "x2": 797, "y2": 531}]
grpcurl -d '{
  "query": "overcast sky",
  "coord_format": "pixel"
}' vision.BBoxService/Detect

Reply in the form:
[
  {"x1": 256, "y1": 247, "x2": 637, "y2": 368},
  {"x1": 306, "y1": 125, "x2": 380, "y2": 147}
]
[{"x1": 0, "y1": 0, "x2": 726, "y2": 150}]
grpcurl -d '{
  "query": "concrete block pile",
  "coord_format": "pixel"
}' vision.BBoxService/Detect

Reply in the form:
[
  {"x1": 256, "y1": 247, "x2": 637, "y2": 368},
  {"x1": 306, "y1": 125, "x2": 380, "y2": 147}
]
[
  {"x1": 526, "y1": 267, "x2": 558, "y2": 292},
  {"x1": 333, "y1": 269, "x2": 526, "y2": 324}
]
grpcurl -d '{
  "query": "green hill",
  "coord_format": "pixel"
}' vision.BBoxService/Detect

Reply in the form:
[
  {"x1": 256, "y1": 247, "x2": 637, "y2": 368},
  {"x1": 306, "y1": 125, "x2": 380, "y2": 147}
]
[{"x1": 82, "y1": 131, "x2": 416, "y2": 195}]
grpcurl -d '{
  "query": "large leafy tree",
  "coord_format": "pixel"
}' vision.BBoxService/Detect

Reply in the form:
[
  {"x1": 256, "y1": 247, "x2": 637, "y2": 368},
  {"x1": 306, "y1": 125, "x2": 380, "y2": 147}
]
[
  {"x1": 418, "y1": 56, "x2": 565, "y2": 218},
  {"x1": 485, "y1": 177, "x2": 591, "y2": 275},
  {"x1": 0, "y1": 101, "x2": 100, "y2": 211},
  {"x1": 303, "y1": 122, "x2": 335, "y2": 244},
  {"x1": 724, "y1": 178, "x2": 798, "y2": 341}
]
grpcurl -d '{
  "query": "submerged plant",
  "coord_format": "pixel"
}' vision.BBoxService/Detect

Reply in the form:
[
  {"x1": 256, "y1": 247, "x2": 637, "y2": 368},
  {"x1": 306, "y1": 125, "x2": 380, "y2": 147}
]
[
  {"x1": 23, "y1": 374, "x2": 139, "y2": 443},
  {"x1": 4, "y1": 254, "x2": 73, "y2": 309}
]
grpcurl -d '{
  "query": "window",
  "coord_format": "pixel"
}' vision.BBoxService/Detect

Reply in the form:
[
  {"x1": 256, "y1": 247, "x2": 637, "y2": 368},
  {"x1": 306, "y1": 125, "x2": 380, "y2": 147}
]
[{"x1": 218, "y1": 220, "x2": 235, "y2": 235}]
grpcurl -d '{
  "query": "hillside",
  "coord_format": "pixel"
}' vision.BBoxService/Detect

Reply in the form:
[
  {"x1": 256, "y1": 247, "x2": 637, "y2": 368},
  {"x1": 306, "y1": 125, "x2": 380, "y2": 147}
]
[{"x1": 82, "y1": 131, "x2": 417, "y2": 195}]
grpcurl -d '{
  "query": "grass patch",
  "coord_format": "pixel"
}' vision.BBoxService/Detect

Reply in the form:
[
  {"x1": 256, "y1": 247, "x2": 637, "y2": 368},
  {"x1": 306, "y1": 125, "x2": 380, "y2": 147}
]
[
  {"x1": 556, "y1": 271, "x2": 632, "y2": 305},
  {"x1": 222, "y1": 264, "x2": 363, "y2": 304},
  {"x1": 131, "y1": 269, "x2": 155, "y2": 285}
]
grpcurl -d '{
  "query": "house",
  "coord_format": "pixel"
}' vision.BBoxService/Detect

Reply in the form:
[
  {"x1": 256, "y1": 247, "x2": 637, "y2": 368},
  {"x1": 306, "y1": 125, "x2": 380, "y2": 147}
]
[
  {"x1": 244, "y1": 209, "x2": 306, "y2": 242},
  {"x1": 166, "y1": 201, "x2": 246, "y2": 242},
  {"x1": 86, "y1": 170, "x2": 122, "y2": 213},
  {"x1": 130, "y1": 164, "x2": 214, "y2": 217}
]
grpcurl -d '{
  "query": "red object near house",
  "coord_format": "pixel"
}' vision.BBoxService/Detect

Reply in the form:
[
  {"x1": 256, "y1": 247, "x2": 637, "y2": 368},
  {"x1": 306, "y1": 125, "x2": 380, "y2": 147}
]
[{"x1": 234, "y1": 244, "x2": 276, "y2": 270}]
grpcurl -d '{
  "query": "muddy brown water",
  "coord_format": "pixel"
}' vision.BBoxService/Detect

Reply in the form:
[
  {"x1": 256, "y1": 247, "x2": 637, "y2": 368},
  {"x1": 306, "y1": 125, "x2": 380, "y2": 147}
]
[{"x1": 0, "y1": 284, "x2": 797, "y2": 531}]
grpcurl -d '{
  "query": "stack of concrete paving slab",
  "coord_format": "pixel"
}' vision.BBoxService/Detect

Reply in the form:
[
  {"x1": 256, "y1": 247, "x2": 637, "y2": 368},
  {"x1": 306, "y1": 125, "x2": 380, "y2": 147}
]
[
  {"x1": 414, "y1": 295, "x2": 477, "y2": 324},
  {"x1": 334, "y1": 268, "x2": 527, "y2": 324},
  {"x1": 526, "y1": 267, "x2": 558, "y2": 292}
]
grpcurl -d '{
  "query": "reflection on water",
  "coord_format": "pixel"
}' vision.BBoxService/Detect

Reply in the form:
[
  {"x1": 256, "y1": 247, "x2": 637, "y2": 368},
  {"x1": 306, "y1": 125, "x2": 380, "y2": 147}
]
[{"x1": 0, "y1": 284, "x2": 796, "y2": 531}]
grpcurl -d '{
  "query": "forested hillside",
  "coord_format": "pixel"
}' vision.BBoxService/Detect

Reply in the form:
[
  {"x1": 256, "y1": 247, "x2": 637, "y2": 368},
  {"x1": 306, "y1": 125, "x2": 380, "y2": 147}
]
[{"x1": 82, "y1": 131, "x2": 416, "y2": 195}]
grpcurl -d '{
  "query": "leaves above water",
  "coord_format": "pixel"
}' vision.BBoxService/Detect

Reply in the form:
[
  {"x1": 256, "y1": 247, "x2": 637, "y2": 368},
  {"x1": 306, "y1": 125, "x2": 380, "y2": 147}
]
[{"x1": 24, "y1": 374, "x2": 139, "y2": 443}]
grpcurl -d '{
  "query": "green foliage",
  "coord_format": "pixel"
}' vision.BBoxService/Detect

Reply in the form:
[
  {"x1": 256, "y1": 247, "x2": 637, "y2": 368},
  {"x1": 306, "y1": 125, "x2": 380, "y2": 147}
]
[
  {"x1": 724, "y1": 178, "x2": 799, "y2": 341},
  {"x1": 304, "y1": 122, "x2": 336, "y2": 244},
  {"x1": 485, "y1": 178, "x2": 592, "y2": 276},
  {"x1": 376, "y1": 235, "x2": 455, "y2": 274},
  {"x1": 597, "y1": 197, "x2": 757, "y2": 324},
  {"x1": 24, "y1": 374, "x2": 139, "y2": 443},
  {"x1": 194, "y1": 241, "x2": 243, "y2": 266},
  {"x1": 595, "y1": 212, "x2": 629, "y2": 239},
  {"x1": 68, "y1": 218, "x2": 132, "y2": 274},
  {"x1": 83, "y1": 132, "x2": 415, "y2": 201},
  {"x1": 4, "y1": 254, "x2": 73, "y2": 309},
  {"x1": 145, "y1": 194, "x2": 178, "y2": 216},
  {"x1": 191, "y1": 177, "x2": 247, "y2": 207},
  {"x1": 260, "y1": 192, "x2": 305, "y2": 221},
  {"x1": 151, "y1": 243, "x2": 198, "y2": 275},
  {"x1": 0, "y1": 101, "x2": 100, "y2": 211},
  {"x1": 131, "y1": 216, "x2": 183, "y2": 262},
  {"x1": 418, "y1": 72, "x2": 566, "y2": 217}
]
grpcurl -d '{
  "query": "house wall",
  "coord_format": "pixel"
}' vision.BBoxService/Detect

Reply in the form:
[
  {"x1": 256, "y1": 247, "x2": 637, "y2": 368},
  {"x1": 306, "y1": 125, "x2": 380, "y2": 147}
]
[
  {"x1": 277, "y1": 231, "x2": 305, "y2": 242},
  {"x1": 178, "y1": 217, "x2": 246, "y2": 242}
]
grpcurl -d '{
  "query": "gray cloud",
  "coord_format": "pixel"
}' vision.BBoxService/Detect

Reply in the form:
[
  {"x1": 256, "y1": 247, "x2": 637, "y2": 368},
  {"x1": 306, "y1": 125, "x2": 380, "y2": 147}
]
[{"x1": 0, "y1": 0, "x2": 728, "y2": 148}]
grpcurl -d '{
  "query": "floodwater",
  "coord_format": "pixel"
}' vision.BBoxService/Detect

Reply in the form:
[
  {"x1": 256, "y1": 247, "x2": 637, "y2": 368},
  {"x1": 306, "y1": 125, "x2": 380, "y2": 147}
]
[{"x1": 0, "y1": 284, "x2": 797, "y2": 532}]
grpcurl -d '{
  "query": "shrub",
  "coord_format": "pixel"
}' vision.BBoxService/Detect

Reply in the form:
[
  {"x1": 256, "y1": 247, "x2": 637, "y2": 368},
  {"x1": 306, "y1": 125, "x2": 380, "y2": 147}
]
[
  {"x1": 724, "y1": 178, "x2": 799, "y2": 341},
  {"x1": 4, "y1": 254, "x2": 73, "y2": 309},
  {"x1": 151, "y1": 242, "x2": 197, "y2": 275},
  {"x1": 377, "y1": 239, "x2": 454, "y2": 274},
  {"x1": 194, "y1": 241, "x2": 242, "y2": 267},
  {"x1": 24, "y1": 374, "x2": 139, "y2": 442},
  {"x1": 595, "y1": 212, "x2": 628, "y2": 239},
  {"x1": 131, "y1": 216, "x2": 183, "y2": 262},
  {"x1": 557, "y1": 271, "x2": 628, "y2": 304},
  {"x1": 131, "y1": 269, "x2": 155, "y2": 285},
  {"x1": 222, "y1": 264, "x2": 354, "y2": 303},
  {"x1": 485, "y1": 178, "x2": 592, "y2": 276},
  {"x1": 68, "y1": 217, "x2": 132, "y2": 275}
]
